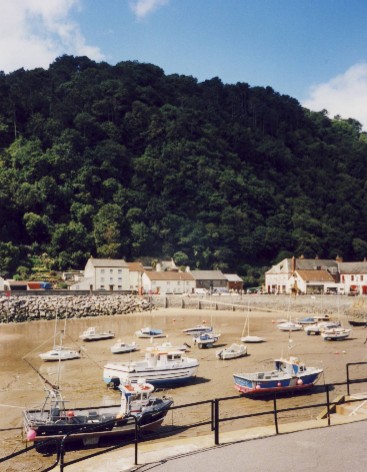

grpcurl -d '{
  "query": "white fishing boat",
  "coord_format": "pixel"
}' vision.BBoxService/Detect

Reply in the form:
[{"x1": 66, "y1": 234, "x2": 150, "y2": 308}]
[
  {"x1": 39, "y1": 346, "x2": 80, "y2": 362},
  {"x1": 103, "y1": 348, "x2": 199, "y2": 388},
  {"x1": 321, "y1": 295, "x2": 352, "y2": 341},
  {"x1": 240, "y1": 303, "x2": 265, "y2": 343},
  {"x1": 135, "y1": 327, "x2": 166, "y2": 339},
  {"x1": 193, "y1": 332, "x2": 220, "y2": 348},
  {"x1": 79, "y1": 326, "x2": 115, "y2": 341},
  {"x1": 183, "y1": 324, "x2": 213, "y2": 336},
  {"x1": 145, "y1": 341, "x2": 191, "y2": 352},
  {"x1": 321, "y1": 327, "x2": 352, "y2": 341},
  {"x1": 216, "y1": 343, "x2": 247, "y2": 360},
  {"x1": 277, "y1": 321, "x2": 303, "y2": 332},
  {"x1": 304, "y1": 321, "x2": 340, "y2": 335},
  {"x1": 110, "y1": 340, "x2": 140, "y2": 354}
]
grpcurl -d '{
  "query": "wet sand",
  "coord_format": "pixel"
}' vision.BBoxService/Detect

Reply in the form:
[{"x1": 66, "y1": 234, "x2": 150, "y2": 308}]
[{"x1": 1, "y1": 300, "x2": 367, "y2": 468}]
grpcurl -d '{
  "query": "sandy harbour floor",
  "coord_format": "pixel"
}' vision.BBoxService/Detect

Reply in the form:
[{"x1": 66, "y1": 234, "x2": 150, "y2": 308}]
[{"x1": 1, "y1": 295, "x2": 367, "y2": 470}]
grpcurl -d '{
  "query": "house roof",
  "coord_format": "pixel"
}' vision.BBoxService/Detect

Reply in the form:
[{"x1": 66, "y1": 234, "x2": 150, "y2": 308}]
[
  {"x1": 338, "y1": 262, "x2": 367, "y2": 274},
  {"x1": 224, "y1": 274, "x2": 243, "y2": 282},
  {"x1": 189, "y1": 270, "x2": 226, "y2": 280},
  {"x1": 295, "y1": 270, "x2": 335, "y2": 283},
  {"x1": 126, "y1": 262, "x2": 145, "y2": 272},
  {"x1": 88, "y1": 258, "x2": 128, "y2": 268},
  {"x1": 144, "y1": 272, "x2": 194, "y2": 281},
  {"x1": 266, "y1": 258, "x2": 339, "y2": 275},
  {"x1": 295, "y1": 259, "x2": 338, "y2": 271}
]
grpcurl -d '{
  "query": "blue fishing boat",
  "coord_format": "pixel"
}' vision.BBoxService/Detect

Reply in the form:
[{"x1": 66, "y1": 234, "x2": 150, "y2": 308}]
[{"x1": 233, "y1": 356, "x2": 323, "y2": 396}]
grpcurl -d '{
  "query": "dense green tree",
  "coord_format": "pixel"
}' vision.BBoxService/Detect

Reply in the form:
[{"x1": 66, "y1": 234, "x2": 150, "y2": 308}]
[{"x1": 0, "y1": 55, "x2": 367, "y2": 281}]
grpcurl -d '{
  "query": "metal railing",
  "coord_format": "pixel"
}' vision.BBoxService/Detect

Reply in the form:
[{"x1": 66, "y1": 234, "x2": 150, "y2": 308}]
[{"x1": 1, "y1": 362, "x2": 366, "y2": 471}]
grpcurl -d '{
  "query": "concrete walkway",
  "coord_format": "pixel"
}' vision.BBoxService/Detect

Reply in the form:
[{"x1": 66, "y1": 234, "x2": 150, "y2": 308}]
[{"x1": 54, "y1": 414, "x2": 367, "y2": 472}]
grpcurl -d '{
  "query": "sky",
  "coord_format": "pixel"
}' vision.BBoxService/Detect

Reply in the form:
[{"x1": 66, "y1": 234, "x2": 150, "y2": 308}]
[{"x1": 1, "y1": 0, "x2": 367, "y2": 129}]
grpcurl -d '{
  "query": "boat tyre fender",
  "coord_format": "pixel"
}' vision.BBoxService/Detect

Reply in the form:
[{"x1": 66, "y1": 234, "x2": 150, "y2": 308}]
[{"x1": 108, "y1": 377, "x2": 121, "y2": 389}]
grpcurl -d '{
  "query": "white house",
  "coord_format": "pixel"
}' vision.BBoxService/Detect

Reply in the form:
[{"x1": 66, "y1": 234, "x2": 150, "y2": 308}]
[
  {"x1": 69, "y1": 257, "x2": 130, "y2": 291},
  {"x1": 288, "y1": 269, "x2": 338, "y2": 294},
  {"x1": 142, "y1": 271, "x2": 195, "y2": 295},
  {"x1": 339, "y1": 261, "x2": 367, "y2": 295},
  {"x1": 265, "y1": 257, "x2": 339, "y2": 294}
]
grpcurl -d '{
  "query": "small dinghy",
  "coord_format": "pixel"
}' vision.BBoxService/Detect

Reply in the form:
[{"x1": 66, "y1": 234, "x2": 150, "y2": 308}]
[
  {"x1": 111, "y1": 340, "x2": 140, "y2": 354},
  {"x1": 216, "y1": 343, "x2": 247, "y2": 360},
  {"x1": 135, "y1": 327, "x2": 166, "y2": 339}
]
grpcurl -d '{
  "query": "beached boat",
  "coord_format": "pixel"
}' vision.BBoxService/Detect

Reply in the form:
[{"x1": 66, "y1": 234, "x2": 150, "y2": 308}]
[
  {"x1": 135, "y1": 327, "x2": 166, "y2": 339},
  {"x1": 193, "y1": 332, "x2": 220, "y2": 348},
  {"x1": 79, "y1": 327, "x2": 115, "y2": 342},
  {"x1": 39, "y1": 314, "x2": 80, "y2": 361},
  {"x1": 297, "y1": 316, "x2": 317, "y2": 325},
  {"x1": 233, "y1": 356, "x2": 323, "y2": 396},
  {"x1": 321, "y1": 327, "x2": 352, "y2": 341},
  {"x1": 103, "y1": 348, "x2": 199, "y2": 388},
  {"x1": 145, "y1": 341, "x2": 191, "y2": 352},
  {"x1": 110, "y1": 340, "x2": 140, "y2": 354},
  {"x1": 39, "y1": 346, "x2": 81, "y2": 362},
  {"x1": 23, "y1": 380, "x2": 173, "y2": 451},
  {"x1": 216, "y1": 343, "x2": 247, "y2": 360},
  {"x1": 240, "y1": 304, "x2": 265, "y2": 343},
  {"x1": 304, "y1": 321, "x2": 340, "y2": 335},
  {"x1": 183, "y1": 325, "x2": 213, "y2": 336},
  {"x1": 277, "y1": 321, "x2": 303, "y2": 332}
]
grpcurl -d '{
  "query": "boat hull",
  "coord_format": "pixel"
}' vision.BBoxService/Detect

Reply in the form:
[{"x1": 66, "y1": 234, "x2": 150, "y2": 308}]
[
  {"x1": 25, "y1": 413, "x2": 169, "y2": 451},
  {"x1": 233, "y1": 371, "x2": 322, "y2": 396},
  {"x1": 103, "y1": 364, "x2": 199, "y2": 388},
  {"x1": 81, "y1": 334, "x2": 115, "y2": 341},
  {"x1": 240, "y1": 336, "x2": 265, "y2": 343}
]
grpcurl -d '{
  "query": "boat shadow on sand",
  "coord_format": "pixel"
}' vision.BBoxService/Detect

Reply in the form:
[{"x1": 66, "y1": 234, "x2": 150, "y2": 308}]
[{"x1": 241, "y1": 383, "x2": 335, "y2": 402}]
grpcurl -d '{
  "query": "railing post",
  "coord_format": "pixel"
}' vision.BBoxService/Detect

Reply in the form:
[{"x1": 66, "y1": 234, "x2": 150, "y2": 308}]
[
  {"x1": 133, "y1": 416, "x2": 139, "y2": 465},
  {"x1": 346, "y1": 363, "x2": 351, "y2": 396},
  {"x1": 214, "y1": 399, "x2": 219, "y2": 445},
  {"x1": 326, "y1": 384, "x2": 331, "y2": 426},
  {"x1": 273, "y1": 395, "x2": 279, "y2": 434},
  {"x1": 59, "y1": 436, "x2": 67, "y2": 471}
]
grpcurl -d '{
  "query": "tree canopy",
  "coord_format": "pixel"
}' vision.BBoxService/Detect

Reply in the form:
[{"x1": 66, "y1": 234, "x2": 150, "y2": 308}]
[{"x1": 0, "y1": 55, "x2": 366, "y2": 282}]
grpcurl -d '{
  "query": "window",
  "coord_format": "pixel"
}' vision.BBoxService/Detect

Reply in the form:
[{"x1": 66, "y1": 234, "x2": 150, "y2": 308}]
[
  {"x1": 351, "y1": 275, "x2": 354, "y2": 281},
  {"x1": 101, "y1": 269, "x2": 105, "y2": 274},
  {"x1": 361, "y1": 275, "x2": 364, "y2": 282},
  {"x1": 118, "y1": 269, "x2": 122, "y2": 274},
  {"x1": 110, "y1": 269, "x2": 113, "y2": 274},
  {"x1": 101, "y1": 277, "x2": 105, "y2": 282}
]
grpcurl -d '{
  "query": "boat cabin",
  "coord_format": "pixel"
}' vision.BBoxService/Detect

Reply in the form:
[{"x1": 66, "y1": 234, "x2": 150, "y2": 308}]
[{"x1": 274, "y1": 357, "x2": 306, "y2": 375}]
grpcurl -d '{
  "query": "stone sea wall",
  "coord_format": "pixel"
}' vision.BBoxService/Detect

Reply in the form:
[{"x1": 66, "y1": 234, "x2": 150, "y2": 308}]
[{"x1": 0, "y1": 294, "x2": 154, "y2": 323}]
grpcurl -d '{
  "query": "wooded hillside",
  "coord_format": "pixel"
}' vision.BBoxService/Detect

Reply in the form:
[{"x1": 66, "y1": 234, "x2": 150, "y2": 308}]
[{"x1": 0, "y1": 55, "x2": 366, "y2": 284}]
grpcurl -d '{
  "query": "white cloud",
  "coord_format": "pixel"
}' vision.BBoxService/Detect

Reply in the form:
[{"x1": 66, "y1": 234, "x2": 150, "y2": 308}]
[
  {"x1": 303, "y1": 63, "x2": 367, "y2": 131},
  {"x1": 130, "y1": 0, "x2": 170, "y2": 20},
  {"x1": 0, "y1": 0, "x2": 104, "y2": 73}
]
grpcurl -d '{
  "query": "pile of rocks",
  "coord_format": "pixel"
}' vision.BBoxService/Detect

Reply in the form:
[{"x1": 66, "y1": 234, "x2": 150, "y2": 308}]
[{"x1": 0, "y1": 294, "x2": 154, "y2": 323}]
